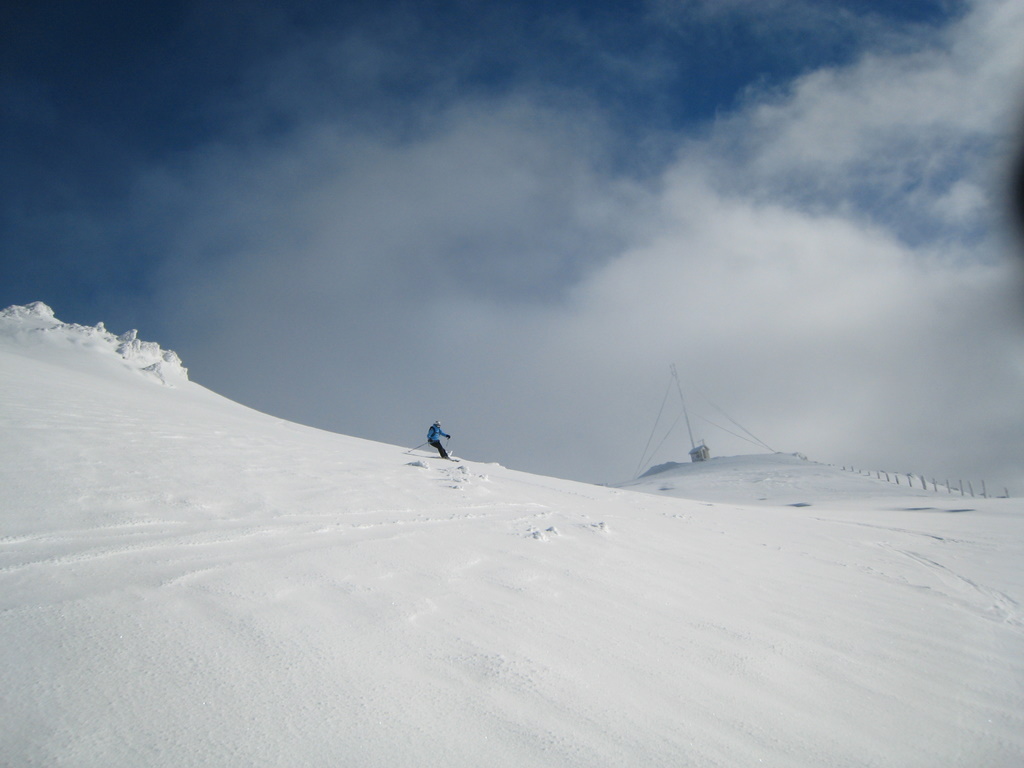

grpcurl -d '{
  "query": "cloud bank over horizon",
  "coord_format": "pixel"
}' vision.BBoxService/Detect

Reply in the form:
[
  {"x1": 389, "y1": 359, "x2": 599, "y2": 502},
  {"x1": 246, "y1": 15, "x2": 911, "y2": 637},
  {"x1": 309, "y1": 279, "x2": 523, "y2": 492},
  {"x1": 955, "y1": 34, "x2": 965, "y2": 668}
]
[{"x1": 3, "y1": 0, "x2": 1023, "y2": 489}]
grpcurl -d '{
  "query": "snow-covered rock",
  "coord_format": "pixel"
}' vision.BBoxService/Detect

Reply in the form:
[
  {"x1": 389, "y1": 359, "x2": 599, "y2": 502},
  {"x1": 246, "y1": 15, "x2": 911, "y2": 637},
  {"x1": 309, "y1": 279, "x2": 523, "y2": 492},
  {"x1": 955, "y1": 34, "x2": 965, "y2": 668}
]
[{"x1": 0, "y1": 302, "x2": 187, "y2": 385}]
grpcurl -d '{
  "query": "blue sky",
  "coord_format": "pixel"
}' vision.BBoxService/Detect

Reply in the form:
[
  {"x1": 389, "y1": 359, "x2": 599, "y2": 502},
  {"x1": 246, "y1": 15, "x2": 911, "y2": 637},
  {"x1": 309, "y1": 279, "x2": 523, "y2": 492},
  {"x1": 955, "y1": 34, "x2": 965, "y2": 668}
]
[
  {"x1": 0, "y1": 0, "x2": 973, "y2": 316},
  {"x1": 3, "y1": 0, "x2": 1023, "y2": 489}
]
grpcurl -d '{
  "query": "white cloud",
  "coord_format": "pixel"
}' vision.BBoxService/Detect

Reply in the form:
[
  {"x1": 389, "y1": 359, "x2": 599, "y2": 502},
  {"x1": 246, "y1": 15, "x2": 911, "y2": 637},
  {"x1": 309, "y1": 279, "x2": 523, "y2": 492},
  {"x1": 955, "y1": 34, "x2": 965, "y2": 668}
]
[
  {"x1": 695, "y1": 0, "x2": 1024, "y2": 234},
  {"x1": 933, "y1": 179, "x2": 988, "y2": 222},
  {"x1": 147, "y1": 0, "x2": 1024, "y2": 493}
]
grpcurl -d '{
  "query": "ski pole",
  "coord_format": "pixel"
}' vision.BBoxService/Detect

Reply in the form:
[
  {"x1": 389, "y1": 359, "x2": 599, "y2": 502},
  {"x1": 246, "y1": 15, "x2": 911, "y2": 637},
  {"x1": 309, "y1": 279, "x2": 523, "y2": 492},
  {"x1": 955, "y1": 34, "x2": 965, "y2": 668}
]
[{"x1": 403, "y1": 441, "x2": 430, "y2": 455}]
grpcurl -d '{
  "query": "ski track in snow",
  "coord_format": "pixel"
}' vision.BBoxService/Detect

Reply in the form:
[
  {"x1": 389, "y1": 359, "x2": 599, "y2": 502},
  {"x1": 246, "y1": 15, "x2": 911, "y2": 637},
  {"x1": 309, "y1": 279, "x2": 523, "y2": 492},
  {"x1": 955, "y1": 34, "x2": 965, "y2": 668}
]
[{"x1": 881, "y1": 546, "x2": 1022, "y2": 628}]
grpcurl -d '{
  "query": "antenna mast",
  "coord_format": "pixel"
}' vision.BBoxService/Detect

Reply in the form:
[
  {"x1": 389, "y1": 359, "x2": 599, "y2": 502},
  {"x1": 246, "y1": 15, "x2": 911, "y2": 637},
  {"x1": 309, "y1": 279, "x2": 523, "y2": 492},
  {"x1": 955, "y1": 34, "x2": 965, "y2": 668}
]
[{"x1": 670, "y1": 363, "x2": 696, "y2": 451}]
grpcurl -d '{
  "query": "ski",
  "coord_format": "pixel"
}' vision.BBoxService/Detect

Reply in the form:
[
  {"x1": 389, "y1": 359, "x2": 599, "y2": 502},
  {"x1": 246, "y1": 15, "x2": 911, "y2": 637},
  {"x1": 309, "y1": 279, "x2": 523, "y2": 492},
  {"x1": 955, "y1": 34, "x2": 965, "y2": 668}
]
[{"x1": 406, "y1": 450, "x2": 460, "y2": 462}]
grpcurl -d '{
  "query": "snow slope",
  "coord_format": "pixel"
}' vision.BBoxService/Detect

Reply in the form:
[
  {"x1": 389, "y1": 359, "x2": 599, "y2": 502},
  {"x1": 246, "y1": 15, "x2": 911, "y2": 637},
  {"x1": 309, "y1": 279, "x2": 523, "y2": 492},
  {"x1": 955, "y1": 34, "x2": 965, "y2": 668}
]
[
  {"x1": 621, "y1": 453, "x2": 950, "y2": 506},
  {"x1": 2, "y1": 304, "x2": 1022, "y2": 767}
]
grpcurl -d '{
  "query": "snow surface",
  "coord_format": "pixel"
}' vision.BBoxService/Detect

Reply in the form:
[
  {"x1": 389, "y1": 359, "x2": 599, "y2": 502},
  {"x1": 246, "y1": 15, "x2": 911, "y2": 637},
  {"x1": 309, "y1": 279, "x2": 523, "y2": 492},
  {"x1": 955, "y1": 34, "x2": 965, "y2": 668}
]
[
  {"x1": 2, "y1": 304, "x2": 1022, "y2": 767},
  {"x1": 621, "y1": 453, "x2": 963, "y2": 507}
]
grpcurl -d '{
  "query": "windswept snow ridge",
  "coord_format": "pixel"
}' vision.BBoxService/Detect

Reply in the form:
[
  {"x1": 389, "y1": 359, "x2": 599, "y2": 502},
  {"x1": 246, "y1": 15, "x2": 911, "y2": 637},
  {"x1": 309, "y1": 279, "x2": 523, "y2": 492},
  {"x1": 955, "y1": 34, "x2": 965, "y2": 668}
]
[
  {"x1": 1, "y1": 305, "x2": 1022, "y2": 768},
  {"x1": 0, "y1": 302, "x2": 187, "y2": 385},
  {"x1": 622, "y1": 452, "x2": 937, "y2": 506}
]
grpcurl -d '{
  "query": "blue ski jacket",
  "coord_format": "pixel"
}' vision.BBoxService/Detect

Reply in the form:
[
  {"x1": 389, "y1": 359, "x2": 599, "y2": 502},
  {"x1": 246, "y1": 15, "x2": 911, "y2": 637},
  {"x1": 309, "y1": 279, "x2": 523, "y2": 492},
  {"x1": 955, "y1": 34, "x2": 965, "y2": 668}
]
[{"x1": 428, "y1": 424, "x2": 449, "y2": 442}]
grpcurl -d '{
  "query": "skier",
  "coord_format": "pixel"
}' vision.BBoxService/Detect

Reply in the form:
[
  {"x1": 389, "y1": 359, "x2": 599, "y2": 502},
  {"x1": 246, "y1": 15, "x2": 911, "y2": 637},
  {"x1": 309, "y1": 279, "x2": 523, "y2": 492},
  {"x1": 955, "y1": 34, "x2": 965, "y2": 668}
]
[{"x1": 427, "y1": 420, "x2": 451, "y2": 459}]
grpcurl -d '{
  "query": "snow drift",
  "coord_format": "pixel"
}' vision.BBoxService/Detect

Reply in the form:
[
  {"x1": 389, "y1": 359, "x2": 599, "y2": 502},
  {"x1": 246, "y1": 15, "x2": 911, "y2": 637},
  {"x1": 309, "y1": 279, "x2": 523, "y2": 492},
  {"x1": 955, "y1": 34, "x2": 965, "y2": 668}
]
[
  {"x1": 1, "y1": 304, "x2": 1022, "y2": 767},
  {"x1": 0, "y1": 301, "x2": 187, "y2": 385}
]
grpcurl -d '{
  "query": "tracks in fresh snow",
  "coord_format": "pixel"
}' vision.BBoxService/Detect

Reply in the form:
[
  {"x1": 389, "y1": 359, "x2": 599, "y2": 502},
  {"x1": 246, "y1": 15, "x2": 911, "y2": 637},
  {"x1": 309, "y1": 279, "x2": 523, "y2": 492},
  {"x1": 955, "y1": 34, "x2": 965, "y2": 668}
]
[
  {"x1": 886, "y1": 546, "x2": 1022, "y2": 628},
  {"x1": 819, "y1": 516, "x2": 1022, "y2": 631}
]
